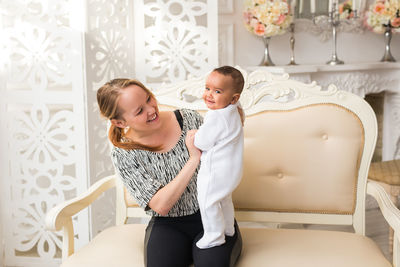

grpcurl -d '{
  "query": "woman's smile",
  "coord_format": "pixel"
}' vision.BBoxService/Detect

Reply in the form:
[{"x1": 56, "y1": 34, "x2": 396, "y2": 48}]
[{"x1": 147, "y1": 113, "x2": 158, "y2": 123}]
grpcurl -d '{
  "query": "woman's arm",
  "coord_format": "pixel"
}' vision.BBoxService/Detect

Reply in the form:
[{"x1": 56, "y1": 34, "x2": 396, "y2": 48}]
[{"x1": 148, "y1": 131, "x2": 201, "y2": 216}]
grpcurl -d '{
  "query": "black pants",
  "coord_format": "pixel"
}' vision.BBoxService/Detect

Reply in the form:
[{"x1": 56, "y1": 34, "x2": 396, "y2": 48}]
[{"x1": 144, "y1": 211, "x2": 242, "y2": 267}]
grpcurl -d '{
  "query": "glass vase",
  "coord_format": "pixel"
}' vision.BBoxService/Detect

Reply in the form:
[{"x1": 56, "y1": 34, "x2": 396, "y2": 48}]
[
  {"x1": 260, "y1": 36, "x2": 274, "y2": 66},
  {"x1": 381, "y1": 25, "x2": 396, "y2": 62}
]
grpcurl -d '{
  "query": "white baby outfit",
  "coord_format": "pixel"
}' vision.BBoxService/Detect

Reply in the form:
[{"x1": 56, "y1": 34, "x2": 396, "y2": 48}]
[{"x1": 194, "y1": 103, "x2": 244, "y2": 249}]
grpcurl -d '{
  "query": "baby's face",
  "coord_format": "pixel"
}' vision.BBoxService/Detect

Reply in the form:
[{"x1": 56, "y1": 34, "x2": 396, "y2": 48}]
[{"x1": 203, "y1": 71, "x2": 237, "y2": 110}]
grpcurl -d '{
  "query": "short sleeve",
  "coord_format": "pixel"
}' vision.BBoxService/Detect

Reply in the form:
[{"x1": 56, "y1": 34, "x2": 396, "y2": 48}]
[
  {"x1": 181, "y1": 109, "x2": 203, "y2": 130},
  {"x1": 194, "y1": 111, "x2": 226, "y2": 151},
  {"x1": 111, "y1": 149, "x2": 162, "y2": 210}
]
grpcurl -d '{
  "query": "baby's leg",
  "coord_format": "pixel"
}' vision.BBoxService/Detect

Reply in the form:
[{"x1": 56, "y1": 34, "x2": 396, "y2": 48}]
[
  {"x1": 197, "y1": 199, "x2": 226, "y2": 249},
  {"x1": 220, "y1": 195, "x2": 235, "y2": 236}
]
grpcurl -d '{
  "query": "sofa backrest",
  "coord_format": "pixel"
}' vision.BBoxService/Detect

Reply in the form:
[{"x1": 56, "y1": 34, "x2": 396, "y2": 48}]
[
  {"x1": 117, "y1": 67, "x2": 377, "y2": 234},
  {"x1": 234, "y1": 104, "x2": 363, "y2": 215}
]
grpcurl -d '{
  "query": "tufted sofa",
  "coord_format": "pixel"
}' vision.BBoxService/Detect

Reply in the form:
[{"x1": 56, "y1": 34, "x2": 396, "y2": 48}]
[{"x1": 46, "y1": 68, "x2": 400, "y2": 267}]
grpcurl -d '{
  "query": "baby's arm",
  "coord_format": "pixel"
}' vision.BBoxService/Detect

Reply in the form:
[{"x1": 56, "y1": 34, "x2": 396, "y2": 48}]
[{"x1": 192, "y1": 111, "x2": 225, "y2": 151}]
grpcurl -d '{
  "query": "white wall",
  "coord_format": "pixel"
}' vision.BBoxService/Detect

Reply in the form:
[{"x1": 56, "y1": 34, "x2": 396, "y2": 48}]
[
  {"x1": 0, "y1": 199, "x2": 3, "y2": 267},
  {"x1": 220, "y1": 0, "x2": 400, "y2": 67}
]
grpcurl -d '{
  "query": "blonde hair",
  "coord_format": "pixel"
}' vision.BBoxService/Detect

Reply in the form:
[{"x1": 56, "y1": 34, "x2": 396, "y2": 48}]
[{"x1": 97, "y1": 78, "x2": 161, "y2": 151}]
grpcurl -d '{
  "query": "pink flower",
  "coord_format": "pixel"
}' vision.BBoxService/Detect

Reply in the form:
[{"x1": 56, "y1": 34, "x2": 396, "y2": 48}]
[
  {"x1": 391, "y1": 17, "x2": 400, "y2": 27},
  {"x1": 243, "y1": 11, "x2": 252, "y2": 25},
  {"x1": 254, "y1": 23, "x2": 265, "y2": 36},
  {"x1": 276, "y1": 14, "x2": 286, "y2": 25},
  {"x1": 374, "y1": 3, "x2": 385, "y2": 14}
]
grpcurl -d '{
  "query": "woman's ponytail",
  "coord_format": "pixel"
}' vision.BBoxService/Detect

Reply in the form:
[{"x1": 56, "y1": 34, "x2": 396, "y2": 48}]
[{"x1": 109, "y1": 124, "x2": 123, "y2": 148}]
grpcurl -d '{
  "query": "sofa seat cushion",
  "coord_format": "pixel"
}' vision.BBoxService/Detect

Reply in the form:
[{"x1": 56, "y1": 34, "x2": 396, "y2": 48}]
[
  {"x1": 61, "y1": 224, "x2": 391, "y2": 267},
  {"x1": 237, "y1": 227, "x2": 391, "y2": 267},
  {"x1": 61, "y1": 224, "x2": 146, "y2": 267}
]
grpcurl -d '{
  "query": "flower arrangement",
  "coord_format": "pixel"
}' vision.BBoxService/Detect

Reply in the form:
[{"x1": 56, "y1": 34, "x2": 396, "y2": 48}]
[
  {"x1": 364, "y1": 0, "x2": 400, "y2": 34},
  {"x1": 339, "y1": 0, "x2": 355, "y2": 20},
  {"x1": 243, "y1": 0, "x2": 293, "y2": 38}
]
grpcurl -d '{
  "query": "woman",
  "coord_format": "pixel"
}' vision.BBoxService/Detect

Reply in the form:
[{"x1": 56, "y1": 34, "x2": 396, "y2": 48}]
[{"x1": 97, "y1": 78, "x2": 242, "y2": 267}]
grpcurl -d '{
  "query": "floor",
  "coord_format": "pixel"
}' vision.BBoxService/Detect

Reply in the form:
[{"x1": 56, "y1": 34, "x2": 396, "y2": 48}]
[{"x1": 365, "y1": 194, "x2": 391, "y2": 261}]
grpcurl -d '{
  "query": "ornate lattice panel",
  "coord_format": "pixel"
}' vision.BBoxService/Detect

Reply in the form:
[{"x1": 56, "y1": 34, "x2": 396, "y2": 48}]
[
  {"x1": 85, "y1": 0, "x2": 134, "y2": 236},
  {"x1": 134, "y1": 0, "x2": 218, "y2": 87},
  {"x1": 0, "y1": 1, "x2": 89, "y2": 266},
  {"x1": 1, "y1": 1, "x2": 220, "y2": 266}
]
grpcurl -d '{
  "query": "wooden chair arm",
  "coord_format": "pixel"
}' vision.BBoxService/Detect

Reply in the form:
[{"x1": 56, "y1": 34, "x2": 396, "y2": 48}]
[
  {"x1": 367, "y1": 180, "x2": 400, "y2": 233},
  {"x1": 367, "y1": 180, "x2": 400, "y2": 266},
  {"x1": 45, "y1": 175, "x2": 117, "y2": 260},
  {"x1": 45, "y1": 175, "x2": 117, "y2": 231}
]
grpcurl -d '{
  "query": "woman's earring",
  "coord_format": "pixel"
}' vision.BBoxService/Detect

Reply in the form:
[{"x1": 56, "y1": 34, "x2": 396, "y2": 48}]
[{"x1": 123, "y1": 126, "x2": 130, "y2": 135}]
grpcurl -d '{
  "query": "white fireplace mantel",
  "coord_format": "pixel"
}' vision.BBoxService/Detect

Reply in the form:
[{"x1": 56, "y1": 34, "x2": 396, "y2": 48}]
[{"x1": 247, "y1": 62, "x2": 400, "y2": 161}]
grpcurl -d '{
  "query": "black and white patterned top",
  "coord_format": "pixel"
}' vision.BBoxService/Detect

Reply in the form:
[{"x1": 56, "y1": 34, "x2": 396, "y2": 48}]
[{"x1": 111, "y1": 109, "x2": 203, "y2": 217}]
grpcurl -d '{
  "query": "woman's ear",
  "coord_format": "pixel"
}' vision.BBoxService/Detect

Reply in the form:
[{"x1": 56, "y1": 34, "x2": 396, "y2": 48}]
[
  {"x1": 110, "y1": 118, "x2": 127, "y2": 129},
  {"x1": 230, "y1": 93, "x2": 240, "y2": 105}
]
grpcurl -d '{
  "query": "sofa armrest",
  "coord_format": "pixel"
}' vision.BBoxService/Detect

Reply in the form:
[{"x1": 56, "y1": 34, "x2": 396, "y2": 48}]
[
  {"x1": 367, "y1": 180, "x2": 400, "y2": 266},
  {"x1": 45, "y1": 175, "x2": 117, "y2": 259}
]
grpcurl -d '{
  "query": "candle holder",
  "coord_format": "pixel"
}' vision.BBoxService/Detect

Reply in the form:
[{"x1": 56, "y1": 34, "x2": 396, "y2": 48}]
[
  {"x1": 326, "y1": 3, "x2": 344, "y2": 65},
  {"x1": 296, "y1": 1, "x2": 363, "y2": 43},
  {"x1": 287, "y1": 23, "x2": 297, "y2": 65}
]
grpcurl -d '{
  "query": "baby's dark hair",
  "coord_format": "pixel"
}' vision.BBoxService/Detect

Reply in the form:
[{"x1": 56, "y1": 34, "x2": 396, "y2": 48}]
[{"x1": 212, "y1": 66, "x2": 244, "y2": 94}]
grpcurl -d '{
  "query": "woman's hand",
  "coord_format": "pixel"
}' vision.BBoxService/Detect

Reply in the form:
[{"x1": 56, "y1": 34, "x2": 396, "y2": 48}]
[{"x1": 186, "y1": 129, "x2": 201, "y2": 161}]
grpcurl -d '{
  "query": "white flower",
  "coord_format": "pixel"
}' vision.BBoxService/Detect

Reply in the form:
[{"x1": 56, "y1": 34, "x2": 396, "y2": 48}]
[
  {"x1": 243, "y1": 0, "x2": 293, "y2": 37},
  {"x1": 364, "y1": 0, "x2": 400, "y2": 33}
]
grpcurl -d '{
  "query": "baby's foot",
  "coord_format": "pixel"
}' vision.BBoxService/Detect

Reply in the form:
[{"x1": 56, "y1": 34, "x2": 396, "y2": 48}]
[{"x1": 196, "y1": 233, "x2": 225, "y2": 249}]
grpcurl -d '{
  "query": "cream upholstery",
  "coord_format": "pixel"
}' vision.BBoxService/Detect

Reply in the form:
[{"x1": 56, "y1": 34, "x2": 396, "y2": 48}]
[
  {"x1": 237, "y1": 228, "x2": 390, "y2": 267},
  {"x1": 60, "y1": 226, "x2": 391, "y2": 267},
  {"x1": 234, "y1": 104, "x2": 363, "y2": 214},
  {"x1": 61, "y1": 225, "x2": 146, "y2": 267},
  {"x1": 46, "y1": 68, "x2": 400, "y2": 267}
]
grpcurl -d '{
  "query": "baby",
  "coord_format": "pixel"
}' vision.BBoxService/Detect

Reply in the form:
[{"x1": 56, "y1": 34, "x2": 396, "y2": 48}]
[{"x1": 189, "y1": 66, "x2": 244, "y2": 249}]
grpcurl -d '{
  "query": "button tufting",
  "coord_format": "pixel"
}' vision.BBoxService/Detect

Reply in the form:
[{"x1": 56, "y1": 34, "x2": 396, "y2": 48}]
[
  {"x1": 277, "y1": 173, "x2": 283, "y2": 178},
  {"x1": 322, "y1": 134, "x2": 328, "y2": 140}
]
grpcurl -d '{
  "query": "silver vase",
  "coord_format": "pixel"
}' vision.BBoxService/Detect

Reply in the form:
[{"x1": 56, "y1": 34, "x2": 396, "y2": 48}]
[
  {"x1": 260, "y1": 37, "x2": 274, "y2": 66},
  {"x1": 381, "y1": 25, "x2": 396, "y2": 62}
]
